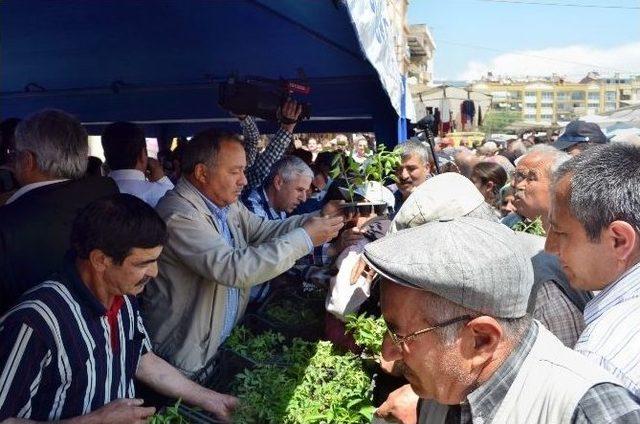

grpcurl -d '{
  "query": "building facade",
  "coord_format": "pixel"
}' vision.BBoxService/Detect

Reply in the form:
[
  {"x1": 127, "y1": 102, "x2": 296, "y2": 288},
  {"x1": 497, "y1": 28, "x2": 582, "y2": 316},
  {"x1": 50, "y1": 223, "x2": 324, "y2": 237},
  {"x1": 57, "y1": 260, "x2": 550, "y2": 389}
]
[{"x1": 470, "y1": 73, "x2": 640, "y2": 123}]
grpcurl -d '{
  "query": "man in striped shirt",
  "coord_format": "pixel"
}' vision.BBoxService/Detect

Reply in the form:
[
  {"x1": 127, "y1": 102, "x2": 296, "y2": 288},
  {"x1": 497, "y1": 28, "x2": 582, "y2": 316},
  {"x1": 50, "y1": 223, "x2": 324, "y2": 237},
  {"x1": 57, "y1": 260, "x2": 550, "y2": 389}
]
[
  {"x1": 0, "y1": 194, "x2": 237, "y2": 422},
  {"x1": 547, "y1": 143, "x2": 640, "y2": 397}
]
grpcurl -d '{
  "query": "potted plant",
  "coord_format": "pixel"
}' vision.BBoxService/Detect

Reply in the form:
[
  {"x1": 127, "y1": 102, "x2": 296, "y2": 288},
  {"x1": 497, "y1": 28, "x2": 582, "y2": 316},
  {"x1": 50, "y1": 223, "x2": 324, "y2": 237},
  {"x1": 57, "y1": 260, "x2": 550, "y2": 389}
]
[{"x1": 329, "y1": 144, "x2": 401, "y2": 214}]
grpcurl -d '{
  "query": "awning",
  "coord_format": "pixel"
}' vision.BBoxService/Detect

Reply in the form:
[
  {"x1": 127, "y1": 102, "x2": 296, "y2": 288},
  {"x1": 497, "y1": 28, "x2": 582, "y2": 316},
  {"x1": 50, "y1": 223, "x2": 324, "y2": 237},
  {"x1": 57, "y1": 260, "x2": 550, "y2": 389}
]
[{"x1": 1, "y1": 0, "x2": 406, "y2": 144}]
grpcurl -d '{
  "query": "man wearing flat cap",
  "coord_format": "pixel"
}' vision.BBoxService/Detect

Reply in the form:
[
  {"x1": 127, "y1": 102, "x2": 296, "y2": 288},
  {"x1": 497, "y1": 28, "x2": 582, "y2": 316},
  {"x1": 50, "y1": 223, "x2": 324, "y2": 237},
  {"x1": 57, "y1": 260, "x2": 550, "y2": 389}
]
[{"x1": 365, "y1": 217, "x2": 640, "y2": 423}]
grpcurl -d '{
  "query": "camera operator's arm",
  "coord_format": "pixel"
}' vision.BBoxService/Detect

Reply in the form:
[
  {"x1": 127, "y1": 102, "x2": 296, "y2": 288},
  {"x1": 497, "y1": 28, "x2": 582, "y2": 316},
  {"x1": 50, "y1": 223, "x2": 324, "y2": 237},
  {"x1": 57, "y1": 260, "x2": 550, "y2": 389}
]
[
  {"x1": 244, "y1": 99, "x2": 303, "y2": 190},
  {"x1": 238, "y1": 115, "x2": 260, "y2": 168}
]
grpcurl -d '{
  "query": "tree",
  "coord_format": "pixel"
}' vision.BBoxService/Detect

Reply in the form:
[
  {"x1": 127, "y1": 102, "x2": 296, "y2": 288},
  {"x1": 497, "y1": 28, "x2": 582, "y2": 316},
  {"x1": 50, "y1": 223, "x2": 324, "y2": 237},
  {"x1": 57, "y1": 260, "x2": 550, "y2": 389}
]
[{"x1": 480, "y1": 110, "x2": 522, "y2": 133}]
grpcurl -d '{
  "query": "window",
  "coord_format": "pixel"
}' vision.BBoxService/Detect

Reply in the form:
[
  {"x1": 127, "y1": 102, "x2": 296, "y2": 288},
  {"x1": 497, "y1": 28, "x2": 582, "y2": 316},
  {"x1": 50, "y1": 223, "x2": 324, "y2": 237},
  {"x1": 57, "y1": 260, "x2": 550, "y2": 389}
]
[
  {"x1": 605, "y1": 91, "x2": 616, "y2": 102},
  {"x1": 525, "y1": 91, "x2": 536, "y2": 97},
  {"x1": 524, "y1": 114, "x2": 537, "y2": 120},
  {"x1": 525, "y1": 103, "x2": 537, "y2": 108},
  {"x1": 541, "y1": 91, "x2": 553, "y2": 101},
  {"x1": 571, "y1": 91, "x2": 585, "y2": 101},
  {"x1": 556, "y1": 92, "x2": 570, "y2": 101},
  {"x1": 541, "y1": 114, "x2": 553, "y2": 120},
  {"x1": 588, "y1": 102, "x2": 599, "y2": 108},
  {"x1": 588, "y1": 92, "x2": 600, "y2": 101}
]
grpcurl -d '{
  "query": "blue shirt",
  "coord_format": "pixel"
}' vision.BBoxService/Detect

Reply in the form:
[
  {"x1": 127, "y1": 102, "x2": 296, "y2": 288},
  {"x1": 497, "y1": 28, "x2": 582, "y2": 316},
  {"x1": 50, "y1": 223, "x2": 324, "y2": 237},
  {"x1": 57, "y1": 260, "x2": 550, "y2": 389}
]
[{"x1": 197, "y1": 192, "x2": 240, "y2": 345}]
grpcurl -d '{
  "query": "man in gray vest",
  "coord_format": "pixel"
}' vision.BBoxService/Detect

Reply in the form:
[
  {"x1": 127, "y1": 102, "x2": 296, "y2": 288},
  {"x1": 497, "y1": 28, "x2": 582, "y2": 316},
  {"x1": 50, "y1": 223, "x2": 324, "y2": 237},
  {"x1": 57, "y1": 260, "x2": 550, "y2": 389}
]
[{"x1": 364, "y1": 217, "x2": 640, "y2": 423}]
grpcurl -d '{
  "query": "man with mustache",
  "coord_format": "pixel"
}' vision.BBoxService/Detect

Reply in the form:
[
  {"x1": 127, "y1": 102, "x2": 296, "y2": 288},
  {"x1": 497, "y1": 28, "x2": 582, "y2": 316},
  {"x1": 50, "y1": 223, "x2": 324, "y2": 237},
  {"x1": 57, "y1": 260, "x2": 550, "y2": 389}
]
[
  {"x1": 503, "y1": 145, "x2": 570, "y2": 231},
  {"x1": 392, "y1": 140, "x2": 433, "y2": 212},
  {"x1": 364, "y1": 217, "x2": 640, "y2": 424},
  {"x1": 0, "y1": 194, "x2": 238, "y2": 423}
]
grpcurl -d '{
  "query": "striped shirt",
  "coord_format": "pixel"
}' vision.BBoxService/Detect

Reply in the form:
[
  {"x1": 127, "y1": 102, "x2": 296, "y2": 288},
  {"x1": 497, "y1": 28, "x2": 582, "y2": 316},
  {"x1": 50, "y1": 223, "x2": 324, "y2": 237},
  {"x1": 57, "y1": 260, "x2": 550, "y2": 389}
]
[
  {"x1": 0, "y1": 260, "x2": 151, "y2": 421},
  {"x1": 575, "y1": 262, "x2": 640, "y2": 396}
]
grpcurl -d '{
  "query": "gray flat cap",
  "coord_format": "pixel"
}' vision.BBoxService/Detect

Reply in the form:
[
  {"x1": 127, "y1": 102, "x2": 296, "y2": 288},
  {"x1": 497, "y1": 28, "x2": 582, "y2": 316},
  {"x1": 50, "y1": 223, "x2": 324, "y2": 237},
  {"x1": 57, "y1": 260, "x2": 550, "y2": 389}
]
[{"x1": 363, "y1": 216, "x2": 534, "y2": 318}]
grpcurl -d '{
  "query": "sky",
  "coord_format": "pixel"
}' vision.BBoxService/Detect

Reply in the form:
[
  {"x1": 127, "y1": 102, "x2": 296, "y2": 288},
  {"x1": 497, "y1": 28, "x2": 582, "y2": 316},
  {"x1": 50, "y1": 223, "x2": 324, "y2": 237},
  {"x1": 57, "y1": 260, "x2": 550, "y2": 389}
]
[{"x1": 408, "y1": 0, "x2": 640, "y2": 81}]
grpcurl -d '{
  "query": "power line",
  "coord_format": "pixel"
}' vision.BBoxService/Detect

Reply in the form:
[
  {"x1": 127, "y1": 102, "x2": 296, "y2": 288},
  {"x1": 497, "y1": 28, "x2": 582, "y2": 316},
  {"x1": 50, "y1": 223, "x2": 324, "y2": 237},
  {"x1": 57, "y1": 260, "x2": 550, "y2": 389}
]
[
  {"x1": 438, "y1": 39, "x2": 640, "y2": 74},
  {"x1": 475, "y1": 0, "x2": 640, "y2": 9}
]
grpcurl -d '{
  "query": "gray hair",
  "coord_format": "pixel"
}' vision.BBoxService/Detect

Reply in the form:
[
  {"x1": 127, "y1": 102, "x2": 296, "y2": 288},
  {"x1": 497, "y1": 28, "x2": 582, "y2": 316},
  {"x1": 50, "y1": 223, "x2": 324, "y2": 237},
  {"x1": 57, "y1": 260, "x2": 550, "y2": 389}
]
[
  {"x1": 523, "y1": 144, "x2": 571, "y2": 177},
  {"x1": 268, "y1": 155, "x2": 313, "y2": 185},
  {"x1": 509, "y1": 140, "x2": 527, "y2": 157},
  {"x1": 15, "y1": 109, "x2": 88, "y2": 179},
  {"x1": 552, "y1": 143, "x2": 640, "y2": 241},
  {"x1": 396, "y1": 140, "x2": 432, "y2": 165},
  {"x1": 423, "y1": 291, "x2": 532, "y2": 346}
]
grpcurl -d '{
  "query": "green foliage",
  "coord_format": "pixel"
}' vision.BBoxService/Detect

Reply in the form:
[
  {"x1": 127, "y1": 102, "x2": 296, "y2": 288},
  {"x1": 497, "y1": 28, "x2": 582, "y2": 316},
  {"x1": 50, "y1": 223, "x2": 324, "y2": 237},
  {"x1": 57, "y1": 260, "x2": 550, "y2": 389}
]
[
  {"x1": 329, "y1": 144, "x2": 401, "y2": 201},
  {"x1": 231, "y1": 341, "x2": 374, "y2": 424},
  {"x1": 344, "y1": 313, "x2": 387, "y2": 356},
  {"x1": 480, "y1": 110, "x2": 522, "y2": 134},
  {"x1": 224, "y1": 326, "x2": 286, "y2": 363},
  {"x1": 513, "y1": 216, "x2": 546, "y2": 236},
  {"x1": 263, "y1": 298, "x2": 322, "y2": 324},
  {"x1": 150, "y1": 400, "x2": 188, "y2": 424}
]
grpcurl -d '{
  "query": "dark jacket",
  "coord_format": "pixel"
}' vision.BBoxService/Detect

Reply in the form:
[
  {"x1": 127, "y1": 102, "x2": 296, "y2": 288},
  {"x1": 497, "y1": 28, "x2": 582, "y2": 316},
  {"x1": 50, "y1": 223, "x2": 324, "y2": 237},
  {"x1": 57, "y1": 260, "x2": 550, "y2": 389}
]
[{"x1": 0, "y1": 177, "x2": 118, "y2": 315}]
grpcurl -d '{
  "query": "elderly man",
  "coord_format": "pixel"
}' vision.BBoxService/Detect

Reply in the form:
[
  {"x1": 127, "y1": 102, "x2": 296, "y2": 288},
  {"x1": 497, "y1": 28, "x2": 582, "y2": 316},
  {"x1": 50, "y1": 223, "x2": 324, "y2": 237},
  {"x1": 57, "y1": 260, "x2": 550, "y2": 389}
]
[
  {"x1": 243, "y1": 155, "x2": 313, "y2": 220},
  {"x1": 503, "y1": 145, "x2": 570, "y2": 230},
  {"x1": 143, "y1": 128, "x2": 343, "y2": 377},
  {"x1": 547, "y1": 143, "x2": 640, "y2": 396},
  {"x1": 391, "y1": 140, "x2": 432, "y2": 212},
  {"x1": 0, "y1": 109, "x2": 118, "y2": 315},
  {"x1": 101, "y1": 121, "x2": 174, "y2": 207},
  {"x1": 390, "y1": 173, "x2": 587, "y2": 347},
  {"x1": 0, "y1": 194, "x2": 237, "y2": 422},
  {"x1": 365, "y1": 217, "x2": 640, "y2": 424}
]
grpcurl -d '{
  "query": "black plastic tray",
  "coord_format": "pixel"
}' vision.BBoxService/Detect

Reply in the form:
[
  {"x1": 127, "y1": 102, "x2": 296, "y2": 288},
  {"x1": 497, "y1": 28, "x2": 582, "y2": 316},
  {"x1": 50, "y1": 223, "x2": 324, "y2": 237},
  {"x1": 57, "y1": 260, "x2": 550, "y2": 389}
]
[{"x1": 256, "y1": 289, "x2": 325, "y2": 341}]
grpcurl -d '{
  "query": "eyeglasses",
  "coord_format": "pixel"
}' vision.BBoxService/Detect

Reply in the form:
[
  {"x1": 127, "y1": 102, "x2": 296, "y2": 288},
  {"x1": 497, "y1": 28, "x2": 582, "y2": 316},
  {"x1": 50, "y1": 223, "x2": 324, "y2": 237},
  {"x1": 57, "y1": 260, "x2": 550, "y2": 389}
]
[{"x1": 387, "y1": 315, "x2": 473, "y2": 349}]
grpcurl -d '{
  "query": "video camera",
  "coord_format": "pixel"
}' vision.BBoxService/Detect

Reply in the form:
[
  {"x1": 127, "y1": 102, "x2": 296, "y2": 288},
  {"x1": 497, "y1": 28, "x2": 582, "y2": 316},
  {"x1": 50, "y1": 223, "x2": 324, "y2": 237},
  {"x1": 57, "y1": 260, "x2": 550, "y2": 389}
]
[{"x1": 219, "y1": 76, "x2": 311, "y2": 124}]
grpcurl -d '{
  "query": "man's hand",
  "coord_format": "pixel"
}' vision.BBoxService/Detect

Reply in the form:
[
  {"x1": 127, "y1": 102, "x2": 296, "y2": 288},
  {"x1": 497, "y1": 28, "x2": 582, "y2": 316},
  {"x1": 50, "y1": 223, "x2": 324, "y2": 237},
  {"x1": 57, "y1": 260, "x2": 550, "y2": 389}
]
[
  {"x1": 279, "y1": 99, "x2": 303, "y2": 133},
  {"x1": 329, "y1": 227, "x2": 365, "y2": 256},
  {"x1": 85, "y1": 398, "x2": 155, "y2": 424},
  {"x1": 199, "y1": 391, "x2": 239, "y2": 423},
  {"x1": 146, "y1": 157, "x2": 165, "y2": 182},
  {"x1": 375, "y1": 384, "x2": 419, "y2": 424},
  {"x1": 303, "y1": 215, "x2": 344, "y2": 246}
]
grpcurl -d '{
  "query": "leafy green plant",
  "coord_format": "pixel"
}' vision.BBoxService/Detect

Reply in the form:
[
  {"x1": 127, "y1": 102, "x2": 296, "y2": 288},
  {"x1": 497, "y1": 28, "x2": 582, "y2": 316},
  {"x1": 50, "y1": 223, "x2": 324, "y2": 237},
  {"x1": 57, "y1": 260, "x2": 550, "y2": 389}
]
[
  {"x1": 513, "y1": 216, "x2": 546, "y2": 236},
  {"x1": 363, "y1": 144, "x2": 401, "y2": 184},
  {"x1": 150, "y1": 400, "x2": 188, "y2": 424},
  {"x1": 344, "y1": 313, "x2": 387, "y2": 356},
  {"x1": 329, "y1": 144, "x2": 401, "y2": 202},
  {"x1": 231, "y1": 341, "x2": 375, "y2": 424},
  {"x1": 224, "y1": 326, "x2": 286, "y2": 363},
  {"x1": 263, "y1": 298, "x2": 322, "y2": 324}
]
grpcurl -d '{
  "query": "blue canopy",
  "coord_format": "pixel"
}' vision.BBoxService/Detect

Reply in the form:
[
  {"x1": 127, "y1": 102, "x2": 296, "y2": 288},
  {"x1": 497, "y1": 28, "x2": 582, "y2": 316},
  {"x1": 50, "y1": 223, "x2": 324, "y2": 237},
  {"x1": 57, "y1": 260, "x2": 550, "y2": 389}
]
[{"x1": 1, "y1": 0, "x2": 404, "y2": 144}]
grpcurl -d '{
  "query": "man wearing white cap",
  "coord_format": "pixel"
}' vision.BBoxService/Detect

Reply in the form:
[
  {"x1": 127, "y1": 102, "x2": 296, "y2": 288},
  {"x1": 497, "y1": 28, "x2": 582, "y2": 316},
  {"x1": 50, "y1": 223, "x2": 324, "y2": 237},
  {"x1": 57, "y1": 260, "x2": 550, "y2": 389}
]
[{"x1": 365, "y1": 218, "x2": 640, "y2": 423}]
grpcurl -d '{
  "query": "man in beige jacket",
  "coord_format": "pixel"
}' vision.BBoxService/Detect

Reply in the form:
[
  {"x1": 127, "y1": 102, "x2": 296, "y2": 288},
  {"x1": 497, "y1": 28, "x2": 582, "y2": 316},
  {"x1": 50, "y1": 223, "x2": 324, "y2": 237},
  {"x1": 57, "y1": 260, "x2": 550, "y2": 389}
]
[{"x1": 143, "y1": 127, "x2": 343, "y2": 378}]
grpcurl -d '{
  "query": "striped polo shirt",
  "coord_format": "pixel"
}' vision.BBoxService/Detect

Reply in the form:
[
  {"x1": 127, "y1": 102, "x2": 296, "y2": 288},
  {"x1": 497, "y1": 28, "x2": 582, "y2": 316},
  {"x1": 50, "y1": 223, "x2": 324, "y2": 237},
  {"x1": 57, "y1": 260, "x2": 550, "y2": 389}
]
[{"x1": 0, "y1": 258, "x2": 151, "y2": 421}]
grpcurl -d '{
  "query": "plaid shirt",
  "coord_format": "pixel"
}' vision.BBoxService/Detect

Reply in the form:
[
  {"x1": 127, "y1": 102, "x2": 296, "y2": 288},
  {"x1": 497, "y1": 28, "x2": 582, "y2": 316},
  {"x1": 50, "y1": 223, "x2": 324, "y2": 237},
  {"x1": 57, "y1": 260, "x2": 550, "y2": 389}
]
[
  {"x1": 532, "y1": 280, "x2": 585, "y2": 348},
  {"x1": 434, "y1": 322, "x2": 640, "y2": 423},
  {"x1": 240, "y1": 116, "x2": 293, "y2": 191}
]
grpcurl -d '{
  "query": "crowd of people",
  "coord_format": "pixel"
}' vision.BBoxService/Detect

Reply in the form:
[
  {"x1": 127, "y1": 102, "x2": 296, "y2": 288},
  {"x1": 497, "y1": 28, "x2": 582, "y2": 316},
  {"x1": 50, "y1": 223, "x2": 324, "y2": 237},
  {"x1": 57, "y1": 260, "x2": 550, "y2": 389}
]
[{"x1": 0, "y1": 102, "x2": 639, "y2": 424}]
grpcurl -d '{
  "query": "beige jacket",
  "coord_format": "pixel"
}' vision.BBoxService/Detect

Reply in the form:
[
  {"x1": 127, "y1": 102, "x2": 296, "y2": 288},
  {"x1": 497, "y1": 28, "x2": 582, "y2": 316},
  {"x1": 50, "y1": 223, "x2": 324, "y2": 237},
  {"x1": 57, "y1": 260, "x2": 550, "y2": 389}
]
[{"x1": 143, "y1": 178, "x2": 310, "y2": 376}]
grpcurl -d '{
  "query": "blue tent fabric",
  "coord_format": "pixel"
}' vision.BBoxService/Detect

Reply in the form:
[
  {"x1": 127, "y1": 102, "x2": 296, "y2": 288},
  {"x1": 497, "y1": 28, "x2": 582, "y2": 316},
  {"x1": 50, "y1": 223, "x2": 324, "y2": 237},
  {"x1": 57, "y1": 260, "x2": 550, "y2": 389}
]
[{"x1": 1, "y1": 0, "x2": 401, "y2": 144}]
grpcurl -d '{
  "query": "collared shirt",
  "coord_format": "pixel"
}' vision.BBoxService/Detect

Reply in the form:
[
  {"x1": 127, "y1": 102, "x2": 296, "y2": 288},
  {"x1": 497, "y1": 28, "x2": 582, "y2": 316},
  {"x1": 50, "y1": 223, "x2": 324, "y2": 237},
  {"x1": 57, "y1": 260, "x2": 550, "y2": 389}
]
[
  {"x1": 243, "y1": 187, "x2": 286, "y2": 221},
  {"x1": 194, "y1": 187, "x2": 240, "y2": 344},
  {"x1": 533, "y1": 280, "x2": 585, "y2": 347},
  {"x1": 0, "y1": 256, "x2": 151, "y2": 421},
  {"x1": 108, "y1": 169, "x2": 173, "y2": 207},
  {"x1": 241, "y1": 186, "x2": 317, "y2": 302},
  {"x1": 240, "y1": 116, "x2": 293, "y2": 191},
  {"x1": 575, "y1": 262, "x2": 640, "y2": 396},
  {"x1": 5, "y1": 179, "x2": 68, "y2": 204},
  {"x1": 433, "y1": 322, "x2": 640, "y2": 424}
]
